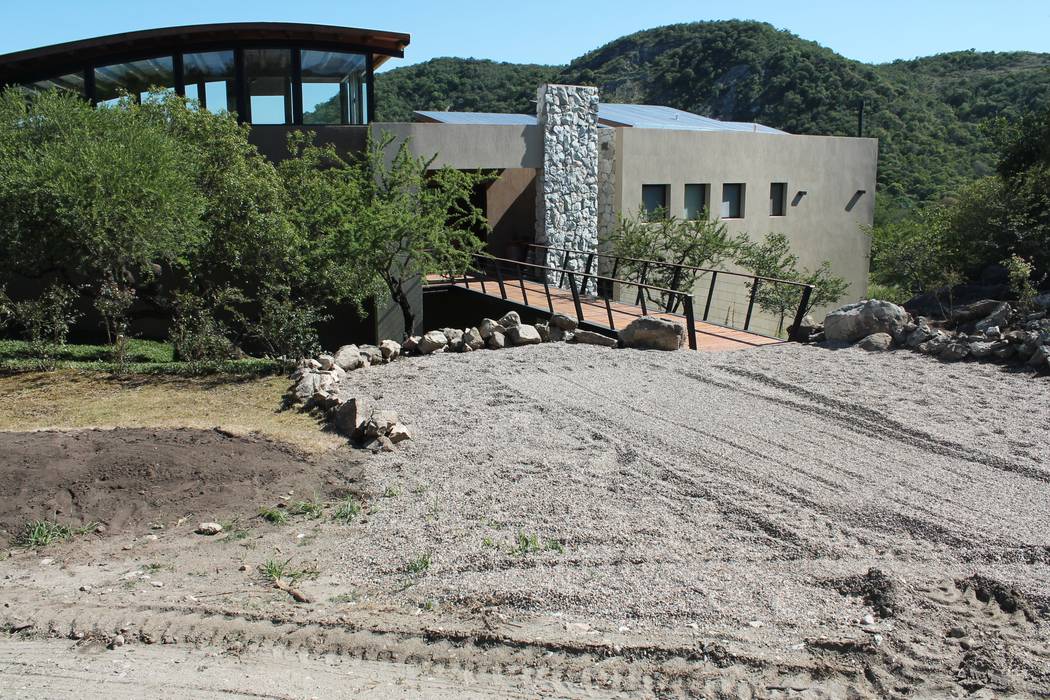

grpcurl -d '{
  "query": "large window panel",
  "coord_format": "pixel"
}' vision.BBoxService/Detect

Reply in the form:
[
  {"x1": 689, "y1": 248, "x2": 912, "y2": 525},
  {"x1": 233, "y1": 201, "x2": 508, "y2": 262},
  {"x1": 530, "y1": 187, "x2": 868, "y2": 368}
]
[
  {"x1": 22, "y1": 72, "x2": 85, "y2": 96},
  {"x1": 95, "y1": 56, "x2": 175, "y2": 105},
  {"x1": 684, "y1": 183, "x2": 709, "y2": 220},
  {"x1": 641, "y1": 184, "x2": 669, "y2": 219},
  {"x1": 244, "y1": 49, "x2": 293, "y2": 124},
  {"x1": 183, "y1": 50, "x2": 236, "y2": 115},
  {"x1": 721, "y1": 183, "x2": 745, "y2": 219},
  {"x1": 300, "y1": 50, "x2": 368, "y2": 125}
]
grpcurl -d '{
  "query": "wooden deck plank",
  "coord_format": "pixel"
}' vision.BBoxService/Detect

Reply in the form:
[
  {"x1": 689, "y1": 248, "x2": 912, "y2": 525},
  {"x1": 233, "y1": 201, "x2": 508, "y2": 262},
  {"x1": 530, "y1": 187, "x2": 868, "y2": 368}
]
[{"x1": 446, "y1": 276, "x2": 782, "y2": 352}]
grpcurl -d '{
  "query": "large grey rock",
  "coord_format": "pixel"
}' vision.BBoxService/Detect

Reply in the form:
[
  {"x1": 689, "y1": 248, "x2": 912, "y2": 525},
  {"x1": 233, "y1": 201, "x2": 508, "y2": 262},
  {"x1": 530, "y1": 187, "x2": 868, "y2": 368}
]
[
  {"x1": 497, "y1": 311, "x2": 521, "y2": 329},
  {"x1": 619, "y1": 316, "x2": 686, "y2": 351},
  {"x1": 441, "y1": 328, "x2": 464, "y2": 343},
  {"x1": 333, "y1": 344, "x2": 364, "y2": 371},
  {"x1": 358, "y1": 344, "x2": 384, "y2": 365},
  {"x1": 824, "y1": 300, "x2": 910, "y2": 343},
  {"x1": 317, "y1": 354, "x2": 336, "y2": 370},
  {"x1": 917, "y1": 331, "x2": 951, "y2": 356},
  {"x1": 507, "y1": 324, "x2": 542, "y2": 345},
  {"x1": 974, "y1": 302, "x2": 1012, "y2": 335},
  {"x1": 379, "y1": 339, "x2": 401, "y2": 361},
  {"x1": 857, "y1": 333, "x2": 893, "y2": 352},
  {"x1": 940, "y1": 341, "x2": 971, "y2": 361},
  {"x1": 1027, "y1": 344, "x2": 1050, "y2": 368},
  {"x1": 477, "y1": 318, "x2": 504, "y2": 339},
  {"x1": 1032, "y1": 293, "x2": 1050, "y2": 310},
  {"x1": 388, "y1": 423, "x2": 412, "y2": 444},
  {"x1": 333, "y1": 398, "x2": 367, "y2": 436},
  {"x1": 549, "y1": 325, "x2": 571, "y2": 342},
  {"x1": 463, "y1": 327, "x2": 485, "y2": 350},
  {"x1": 549, "y1": 312, "x2": 578, "y2": 331},
  {"x1": 364, "y1": 410, "x2": 399, "y2": 439},
  {"x1": 572, "y1": 330, "x2": 618, "y2": 347},
  {"x1": 905, "y1": 324, "x2": 935, "y2": 349},
  {"x1": 418, "y1": 331, "x2": 448, "y2": 354},
  {"x1": 969, "y1": 340, "x2": 1008, "y2": 359},
  {"x1": 535, "y1": 322, "x2": 551, "y2": 342},
  {"x1": 487, "y1": 331, "x2": 506, "y2": 349},
  {"x1": 293, "y1": 372, "x2": 321, "y2": 403},
  {"x1": 949, "y1": 299, "x2": 1004, "y2": 324},
  {"x1": 402, "y1": 336, "x2": 421, "y2": 354}
]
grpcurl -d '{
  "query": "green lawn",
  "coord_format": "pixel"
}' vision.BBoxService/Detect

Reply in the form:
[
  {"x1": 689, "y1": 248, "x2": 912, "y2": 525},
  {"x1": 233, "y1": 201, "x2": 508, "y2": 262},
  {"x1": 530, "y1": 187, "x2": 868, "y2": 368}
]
[{"x1": 0, "y1": 339, "x2": 288, "y2": 377}]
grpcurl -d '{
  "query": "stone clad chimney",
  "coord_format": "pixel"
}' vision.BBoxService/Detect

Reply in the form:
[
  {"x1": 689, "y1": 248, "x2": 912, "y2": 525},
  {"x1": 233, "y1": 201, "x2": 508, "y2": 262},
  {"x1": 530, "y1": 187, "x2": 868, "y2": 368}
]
[{"x1": 534, "y1": 84, "x2": 600, "y2": 284}]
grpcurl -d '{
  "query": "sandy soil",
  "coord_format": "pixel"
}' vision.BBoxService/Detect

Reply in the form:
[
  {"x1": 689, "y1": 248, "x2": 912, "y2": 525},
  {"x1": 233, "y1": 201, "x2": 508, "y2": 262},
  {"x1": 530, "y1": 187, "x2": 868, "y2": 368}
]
[{"x1": 1, "y1": 343, "x2": 1048, "y2": 698}]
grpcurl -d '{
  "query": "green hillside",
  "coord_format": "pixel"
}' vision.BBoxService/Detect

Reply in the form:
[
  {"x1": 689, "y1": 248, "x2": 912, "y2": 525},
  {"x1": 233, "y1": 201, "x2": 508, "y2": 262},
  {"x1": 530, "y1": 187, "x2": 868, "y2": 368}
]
[{"x1": 372, "y1": 21, "x2": 1050, "y2": 210}]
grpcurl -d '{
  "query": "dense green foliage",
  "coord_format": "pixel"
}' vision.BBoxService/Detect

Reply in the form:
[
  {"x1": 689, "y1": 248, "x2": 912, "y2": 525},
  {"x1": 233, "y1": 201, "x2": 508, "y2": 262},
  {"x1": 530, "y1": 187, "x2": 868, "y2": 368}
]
[
  {"x1": 375, "y1": 21, "x2": 1050, "y2": 212},
  {"x1": 375, "y1": 58, "x2": 558, "y2": 121}
]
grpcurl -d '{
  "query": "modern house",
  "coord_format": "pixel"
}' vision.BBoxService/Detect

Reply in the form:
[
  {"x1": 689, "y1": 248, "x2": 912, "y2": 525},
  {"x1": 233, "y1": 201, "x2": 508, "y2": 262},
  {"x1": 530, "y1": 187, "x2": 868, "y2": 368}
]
[{"x1": 0, "y1": 22, "x2": 878, "y2": 341}]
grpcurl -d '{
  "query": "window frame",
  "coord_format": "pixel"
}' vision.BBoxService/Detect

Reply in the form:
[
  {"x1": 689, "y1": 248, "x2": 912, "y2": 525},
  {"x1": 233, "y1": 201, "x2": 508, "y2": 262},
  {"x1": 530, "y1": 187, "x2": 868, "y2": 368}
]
[
  {"x1": 641, "y1": 184, "x2": 670, "y2": 219},
  {"x1": 683, "y1": 183, "x2": 710, "y2": 220},
  {"x1": 721, "y1": 183, "x2": 746, "y2": 219},
  {"x1": 769, "y1": 182, "x2": 787, "y2": 217}
]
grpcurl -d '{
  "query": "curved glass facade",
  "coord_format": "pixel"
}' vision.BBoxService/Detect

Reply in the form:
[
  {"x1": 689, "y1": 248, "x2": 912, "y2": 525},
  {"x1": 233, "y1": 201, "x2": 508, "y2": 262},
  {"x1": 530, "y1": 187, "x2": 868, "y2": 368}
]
[{"x1": 16, "y1": 45, "x2": 373, "y2": 125}]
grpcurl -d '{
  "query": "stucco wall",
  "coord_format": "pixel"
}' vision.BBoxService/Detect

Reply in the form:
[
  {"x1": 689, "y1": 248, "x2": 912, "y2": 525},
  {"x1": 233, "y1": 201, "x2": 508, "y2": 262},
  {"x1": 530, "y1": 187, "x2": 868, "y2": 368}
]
[
  {"x1": 612, "y1": 128, "x2": 878, "y2": 333},
  {"x1": 373, "y1": 122, "x2": 542, "y2": 169}
]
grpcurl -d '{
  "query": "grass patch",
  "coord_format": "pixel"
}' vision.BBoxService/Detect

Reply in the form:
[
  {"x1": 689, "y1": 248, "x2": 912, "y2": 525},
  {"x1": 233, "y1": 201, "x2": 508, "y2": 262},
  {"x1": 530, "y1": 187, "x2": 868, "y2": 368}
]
[
  {"x1": 405, "y1": 554, "x2": 431, "y2": 575},
  {"x1": 510, "y1": 532, "x2": 564, "y2": 557},
  {"x1": 258, "y1": 507, "x2": 289, "y2": 525},
  {"x1": 0, "y1": 339, "x2": 288, "y2": 377},
  {"x1": 333, "y1": 496, "x2": 362, "y2": 524},
  {"x1": 290, "y1": 499, "x2": 324, "y2": 520},
  {"x1": 258, "y1": 557, "x2": 317, "y2": 585},
  {"x1": 13, "y1": 520, "x2": 95, "y2": 548}
]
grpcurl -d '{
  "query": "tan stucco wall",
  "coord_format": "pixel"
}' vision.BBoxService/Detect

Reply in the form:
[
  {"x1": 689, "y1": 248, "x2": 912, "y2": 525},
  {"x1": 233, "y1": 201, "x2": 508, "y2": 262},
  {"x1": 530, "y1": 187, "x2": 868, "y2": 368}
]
[
  {"x1": 372, "y1": 123, "x2": 543, "y2": 169},
  {"x1": 612, "y1": 128, "x2": 878, "y2": 333}
]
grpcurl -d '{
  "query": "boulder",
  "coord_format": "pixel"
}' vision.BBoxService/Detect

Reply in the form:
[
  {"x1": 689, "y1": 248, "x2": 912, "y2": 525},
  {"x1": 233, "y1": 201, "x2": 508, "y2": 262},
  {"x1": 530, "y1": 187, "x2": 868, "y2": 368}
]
[
  {"x1": 477, "y1": 318, "x2": 505, "y2": 339},
  {"x1": 300, "y1": 358, "x2": 321, "y2": 370},
  {"x1": 974, "y1": 302, "x2": 1011, "y2": 335},
  {"x1": 1033, "y1": 293, "x2": 1050, "y2": 310},
  {"x1": 857, "y1": 333, "x2": 893, "y2": 352},
  {"x1": 497, "y1": 311, "x2": 521, "y2": 329},
  {"x1": 379, "y1": 339, "x2": 402, "y2": 361},
  {"x1": 358, "y1": 344, "x2": 384, "y2": 365},
  {"x1": 463, "y1": 327, "x2": 485, "y2": 350},
  {"x1": 572, "y1": 330, "x2": 618, "y2": 348},
  {"x1": 487, "y1": 331, "x2": 506, "y2": 349},
  {"x1": 365, "y1": 435, "x2": 396, "y2": 453},
  {"x1": 905, "y1": 323, "x2": 935, "y2": 349},
  {"x1": 1027, "y1": 344, "x2": 1050, "y2": 368},
  {"x1": 448, "y1": 337, "x2": 465, "y2": 352},
  {"x1": 619, "y1": 316, "x2": 686, "y2": 351},
  {"x1": 917, "y1": 332, "x2": 951, "y2": 356},
  {"x1": 388, "y1": 423, "x2": 413, "y2": 444},
  {"x1": 293, "y1": 372, "x2": 321, "y2": 403},
  {"x1": 824, "y1": 300, "x2": 910, "y2": 343},
  {"x1": 441, "y1": 328, "x2": 464, "y2": 343},
  {"x1": 364, "y1": 410, "x2": 399, "y2": 439},
  {"x1": 787, "y1": 314, "x2": 822, "y2": 342},
  {"x1": 549, "y1": 312, "x2": 578, "y2": 332},
  {"x1": 333, "y1": 344, "x2": 364, "y2": 371},
  {"x1": 418, "y1": 331, "x2": 448, "y2": 355},
  {"x1": 317, "y1": 354, "x2": 336, "y2": 371},
  {"x1": 507, "y1": 324, "x2": 542, "y2": 345},
  {"x1": 535, "y1": 322, "x2": 551, "y2": 342},
  {"x1": 549, "y1": 325, "x2": 571, "y2": 342},
  {"x1": 993, "y1": 345, "x2": 1017, "y2": 361},
  {"x1": 402, "y1": 336, "x2": 421, "y2": 354},
  {"x1": 940, "y1": 341, "x2": 971, "y2": 361},
  {"x1": 949, "y1": 299, "x2": 1005, "y2": 325},
  {"x1": 196, "y1": 522, "x2": 223, "y2": 536},
  {"x1": 333, "y1": 398, "x2": 367, "y2": 436}
]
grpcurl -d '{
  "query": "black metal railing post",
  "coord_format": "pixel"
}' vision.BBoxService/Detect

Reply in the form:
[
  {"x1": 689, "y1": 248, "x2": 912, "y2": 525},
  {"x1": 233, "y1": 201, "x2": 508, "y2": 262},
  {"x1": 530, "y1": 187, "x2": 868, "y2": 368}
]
[
  {"x1": 567, "y1": 272, "x2": 584, "y2": 323},
  {"x1": 789, "y1": 285, "x2": 814, "y2": 342},
  {"x1": 517, "y1": 262, "x2": 529, "y2": 306},
  {"x1": 543, "y1": 275, "x2": 554, "y2": 313},
  {"x1": 703, "y1": 271, "x2": 717, "y2": 322},
  {"x1": 634, "y1": 261, "x2": 650, "y2": 307},
  {"x1": 683, "y1": 294, "x2": 698, "y2": 351},
  {"x1": 558, "y1": 249, "x2": 571, "y2": 288},
  {"x1": 666, "y1": 266, "x2": 683, "y2": 313},
  {"x1": 744, "y1": 278, "x2": 760, "y2": 331},
  {"x1": 580, "y1": 252, "x2": 595, "y2": 296},
  {"x1": 495, "y1": 263, "x2": 507, "y2": 300}
]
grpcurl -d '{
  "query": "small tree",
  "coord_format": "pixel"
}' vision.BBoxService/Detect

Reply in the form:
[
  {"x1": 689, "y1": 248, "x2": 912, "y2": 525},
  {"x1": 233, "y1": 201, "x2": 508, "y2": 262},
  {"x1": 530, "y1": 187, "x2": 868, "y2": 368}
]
[
  {"x1": 739, "y1": 233, "x2": 849, "y2": 335},
  {"x1": 11, "y1": 282, "x2": 82, "y2": 369},
  {"x1": 605, "y1": 207, "x2": 746, "y2": 309}
]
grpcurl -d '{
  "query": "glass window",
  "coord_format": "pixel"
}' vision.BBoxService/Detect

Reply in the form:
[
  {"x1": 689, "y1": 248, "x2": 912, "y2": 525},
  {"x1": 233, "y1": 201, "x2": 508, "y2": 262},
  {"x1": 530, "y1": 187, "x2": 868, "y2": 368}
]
[
  {"x1": 684, "y1": 184, "x2": 708, "y2": 220},
  {"x1": 244, "y1": 49, "x2": 292, "y2": 124},
  {"x1": 770, "y1": 182, "x2": 787, "y2": 216},
  {"x1": 301, "y1": 50, "x2": 368, "y2": 125},
  {"x1": 721, "y1": 183, "x2": 745, "y2": 219},
  {"x1": 22, "y1": 72, "x2": 85, "y2": 96},
  {"x1": 95, "y1": 56, "x2": 175, "y2": 106},
  {"x1": 183, "y1": 50, "x2": 236, "y2": 115},
  {"x1": 641, "y1": 184, "x2": 668, "y2": 218}
]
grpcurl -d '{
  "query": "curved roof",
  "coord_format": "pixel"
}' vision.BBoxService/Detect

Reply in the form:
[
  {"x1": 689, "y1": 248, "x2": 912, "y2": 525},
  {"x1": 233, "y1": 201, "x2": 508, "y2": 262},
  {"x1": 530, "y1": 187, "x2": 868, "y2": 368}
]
[{"x1": 0, "y1": 22, "x2": 410, "y2": 83}]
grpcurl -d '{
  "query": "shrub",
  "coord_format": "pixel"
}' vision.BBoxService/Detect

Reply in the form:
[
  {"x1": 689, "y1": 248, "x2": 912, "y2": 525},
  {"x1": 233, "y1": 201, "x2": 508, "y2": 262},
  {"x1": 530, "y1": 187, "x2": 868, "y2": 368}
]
[
  {"x1": 11, "y1": 282, "x2": 82, "y2": 369},
  {"x1": 169, "y1": 292, "x2": 235, "y2": 362}
]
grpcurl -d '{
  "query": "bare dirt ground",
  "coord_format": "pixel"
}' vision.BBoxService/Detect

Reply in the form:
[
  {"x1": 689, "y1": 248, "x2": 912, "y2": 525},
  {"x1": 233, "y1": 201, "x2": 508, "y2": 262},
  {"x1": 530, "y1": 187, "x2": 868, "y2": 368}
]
[{"x1": 1, "y1": 343, "x2": 1048, "y2": 698}]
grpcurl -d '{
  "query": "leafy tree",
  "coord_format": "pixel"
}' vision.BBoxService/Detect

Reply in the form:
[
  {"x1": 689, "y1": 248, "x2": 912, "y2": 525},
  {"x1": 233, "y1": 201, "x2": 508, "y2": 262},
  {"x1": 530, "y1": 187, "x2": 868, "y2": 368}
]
[
  {"x1": 739, "y1": 233, "x2": 848, "y2": 335},
  {"x1": 10, "y1": 282, "x2": 82, "y2": 369},
  {"x1": 604, "y1": 207, "x2": 745, "y2": 310}
]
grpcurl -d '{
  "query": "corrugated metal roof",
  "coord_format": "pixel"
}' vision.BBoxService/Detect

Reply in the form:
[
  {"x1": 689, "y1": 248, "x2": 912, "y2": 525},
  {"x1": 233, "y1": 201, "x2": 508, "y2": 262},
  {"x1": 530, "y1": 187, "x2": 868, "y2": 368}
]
[
  {"x1": 414, "y1": 105, "x2": 786, "y2": 134},
  {"x1": 414, "y1": 110, "x2": 536, "y2": 125},
  {"x1": 598, "y1": 103, "x2": 786, "y2": 134}
]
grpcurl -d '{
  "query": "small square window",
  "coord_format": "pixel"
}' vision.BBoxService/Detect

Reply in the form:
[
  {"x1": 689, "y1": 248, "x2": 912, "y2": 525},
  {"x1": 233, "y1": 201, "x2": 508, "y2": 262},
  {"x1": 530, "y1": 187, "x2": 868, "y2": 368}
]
[
  {"x1": 641, "y1": 184, "x2": 669, "y2": 218},
  {"x1": 721, "y1": 183, "x2": 745, "y2": 219},
  {"x1": 684, "y1": 184, "x2": 709, "y2": 220},
  {"x1": 770, "y1": 182, "x2": 787, "y2": 216}
]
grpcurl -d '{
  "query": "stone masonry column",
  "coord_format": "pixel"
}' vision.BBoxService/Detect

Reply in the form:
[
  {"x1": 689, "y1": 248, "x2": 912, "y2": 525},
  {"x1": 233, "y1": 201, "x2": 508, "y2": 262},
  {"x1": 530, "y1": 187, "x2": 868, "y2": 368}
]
[{"x1": 534, "y1": 84, "x2": 600, "y2": 285}]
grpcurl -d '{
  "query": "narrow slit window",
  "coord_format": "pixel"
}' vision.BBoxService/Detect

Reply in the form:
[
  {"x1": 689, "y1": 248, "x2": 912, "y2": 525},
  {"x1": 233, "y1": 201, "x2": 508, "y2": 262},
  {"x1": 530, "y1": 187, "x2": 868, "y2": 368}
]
[
  {"x1": 684, "y1": 184, "x2": 708, "y2": 220},
  {"x1": 721, "y1": 183, "x2": 745, "y2": 219},
  {"x1": 770, "y1": 182, "x2": 787, "y2": 216}
]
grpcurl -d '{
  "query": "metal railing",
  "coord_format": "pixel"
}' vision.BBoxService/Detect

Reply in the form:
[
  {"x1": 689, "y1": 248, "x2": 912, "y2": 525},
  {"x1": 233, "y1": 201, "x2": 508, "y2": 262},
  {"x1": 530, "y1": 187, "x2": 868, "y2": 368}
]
[
  {"x1": 448, "y1": 252, "x2": 698, "y2": 350},
  {"x1": 527, "y1": 244, "x2": 814, "y2": 341}
]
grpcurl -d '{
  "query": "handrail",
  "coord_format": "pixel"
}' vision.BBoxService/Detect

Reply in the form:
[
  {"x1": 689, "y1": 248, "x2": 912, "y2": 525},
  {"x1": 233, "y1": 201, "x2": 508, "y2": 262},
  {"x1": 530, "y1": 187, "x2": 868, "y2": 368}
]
[
  {"x1": 528, "y1": 243, "x2": 812, "y2": 289},
  {"x1": 459, "y1": 252, "x2": 699, "y2": 350}
]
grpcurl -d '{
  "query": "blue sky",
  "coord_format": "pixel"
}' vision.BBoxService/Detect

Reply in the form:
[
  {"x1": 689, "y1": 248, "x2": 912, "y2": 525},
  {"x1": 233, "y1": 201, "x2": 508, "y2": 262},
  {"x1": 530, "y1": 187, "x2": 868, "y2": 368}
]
[{"x1": 2, "y1": 0, "x2": 1048, "y2": 70}]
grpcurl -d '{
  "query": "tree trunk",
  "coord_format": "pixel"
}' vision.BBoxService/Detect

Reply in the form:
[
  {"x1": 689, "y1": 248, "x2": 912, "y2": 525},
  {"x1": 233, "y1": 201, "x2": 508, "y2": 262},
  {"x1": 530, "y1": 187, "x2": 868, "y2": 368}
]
[{"x1": 387, "y1": 277, "x2": 415, "y2": 340}]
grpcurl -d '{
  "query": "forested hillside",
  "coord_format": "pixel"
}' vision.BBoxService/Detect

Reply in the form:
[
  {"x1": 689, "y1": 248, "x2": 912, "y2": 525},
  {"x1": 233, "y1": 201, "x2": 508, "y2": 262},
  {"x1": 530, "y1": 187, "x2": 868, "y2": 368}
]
[{"x1": 373, "y1": 21, "x2": 1050, "y2": 210}]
